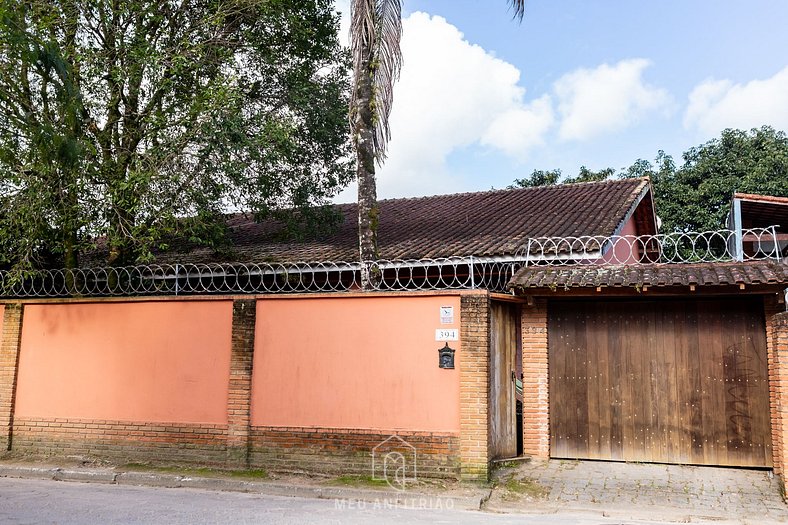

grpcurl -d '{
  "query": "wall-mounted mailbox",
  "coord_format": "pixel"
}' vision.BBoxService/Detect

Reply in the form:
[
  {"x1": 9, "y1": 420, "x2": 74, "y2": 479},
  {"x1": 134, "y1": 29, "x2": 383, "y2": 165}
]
[{"x1": 438, "y1": 343, "x2": 455, "y2": 369}]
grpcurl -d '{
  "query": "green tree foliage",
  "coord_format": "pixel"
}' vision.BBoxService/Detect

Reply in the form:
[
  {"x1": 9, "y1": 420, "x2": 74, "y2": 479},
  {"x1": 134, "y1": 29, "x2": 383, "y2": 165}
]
[
  {"x1": 513, "y1": 127, "x2": 788, "y2": 233},
  {"x1": 630, "y1": 127, "x2": 788, "y2": 232},
  {"x1": 0, "y1": 0, "x2": 352, "y2": 272},
  {"x1": 510, "y1": 169, "x2": 561, "y2": 188},
  {"x1": 510, "y1": 165, "x2": 614, "y2": 188},
  {"x1": 620, "y1": 149, "x2": 679, "y2": 229},
  {"x1": 571, "y1": 165, "x2": 615, "y2": 184}
]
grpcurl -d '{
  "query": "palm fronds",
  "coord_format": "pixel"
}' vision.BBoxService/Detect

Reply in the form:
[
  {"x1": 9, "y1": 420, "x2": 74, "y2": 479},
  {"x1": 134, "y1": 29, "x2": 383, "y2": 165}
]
[
  {"x1": 350, "y1": 0, "x2": 402, "y2": 163},
  {"x1": 509, "y1": 0, "x2": 526, "y2": 21}
]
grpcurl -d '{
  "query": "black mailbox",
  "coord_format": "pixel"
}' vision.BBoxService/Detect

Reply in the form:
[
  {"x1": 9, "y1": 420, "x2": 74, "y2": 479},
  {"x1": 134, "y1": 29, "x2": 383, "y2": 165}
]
[{"x1": 438, "y1": 343, "x2": 455, "y2": 369}]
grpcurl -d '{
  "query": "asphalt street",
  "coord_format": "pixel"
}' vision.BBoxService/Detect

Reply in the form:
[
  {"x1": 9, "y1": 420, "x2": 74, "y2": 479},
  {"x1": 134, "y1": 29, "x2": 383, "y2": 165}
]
[{"x1": 0, "y1": 477, "x2": 673, "y2": 525}]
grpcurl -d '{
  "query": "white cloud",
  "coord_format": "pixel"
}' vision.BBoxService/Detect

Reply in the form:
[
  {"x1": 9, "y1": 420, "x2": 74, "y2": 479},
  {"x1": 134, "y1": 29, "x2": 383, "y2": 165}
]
[
  {"x1": 480, "y1": 95, "x2": 554, "y2": 158},
  {"x1": 332, "y1": 7, "x2": 555, "y2": 200},
  {"x1": 331, "y1": 4, "x2": 672, "y2": 201},
  {"x1": 376, "y1": 12, "x2": 555, "y2": 198},
  {"x1": 684, "y1": 66, "x2": 788, "y2": 135},
  {"x1": 554, "y1": 59, "x2": 672, "y2": 141}
]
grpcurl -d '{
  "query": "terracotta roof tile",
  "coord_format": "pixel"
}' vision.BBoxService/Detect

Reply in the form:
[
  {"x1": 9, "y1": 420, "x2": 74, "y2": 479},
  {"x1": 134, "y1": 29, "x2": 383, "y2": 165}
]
[
  {"x1": 509, "y1": 260, "x2": 788, "y2": 290},
  {"x1": 157, "y1": 178, "x2": 650, "y2": 264},
  {"x1": 735, "y1": 193, "x2": 788, "y2": 205}
]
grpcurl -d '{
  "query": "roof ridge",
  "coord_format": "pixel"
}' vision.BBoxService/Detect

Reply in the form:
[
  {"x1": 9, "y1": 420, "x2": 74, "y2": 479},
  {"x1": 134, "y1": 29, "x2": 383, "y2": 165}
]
[
  {"x1": 137, "y1": 176, "x2": 655, "y2": 266},
  {"x1": 374, "y1": 177, "x2": 650, "y2": 205}
]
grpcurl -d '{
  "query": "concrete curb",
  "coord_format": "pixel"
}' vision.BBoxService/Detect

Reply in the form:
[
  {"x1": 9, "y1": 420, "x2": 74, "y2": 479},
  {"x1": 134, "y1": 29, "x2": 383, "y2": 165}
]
[
  {"x1": 116, "y1": 471, "x2": 182, "y2": 488},
  {"x1": 0, "y1": 465, "x2": 60, "y2": 480},
  {"x1": 54, "y1": 469, "x2": 117, "y2": 484},
  {"x1": 0, "y1": 465, "x2": 488, "y2": 511}
]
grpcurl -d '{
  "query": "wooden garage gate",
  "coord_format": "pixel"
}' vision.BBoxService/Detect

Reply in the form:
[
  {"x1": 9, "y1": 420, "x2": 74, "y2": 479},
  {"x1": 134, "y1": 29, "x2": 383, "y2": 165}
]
[{"x1": 548, "y1": 297, "x2": 772, "y2": 467}]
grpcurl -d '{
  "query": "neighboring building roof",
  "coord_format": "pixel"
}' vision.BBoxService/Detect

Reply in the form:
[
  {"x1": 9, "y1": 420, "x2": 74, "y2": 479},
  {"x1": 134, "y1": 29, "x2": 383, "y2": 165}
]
[
  {"x1": 731, "y1": 192, "x2": 788, "y2": 231},
  {"x1": 157, "y1": 178, "x2": 653, "y2": 264},
  {"x1": 509, "y1": 260, "x2": 788, "y2": 291},
  {"x1": 734, "y1": 193, "x2": 788, "y2": 206}
]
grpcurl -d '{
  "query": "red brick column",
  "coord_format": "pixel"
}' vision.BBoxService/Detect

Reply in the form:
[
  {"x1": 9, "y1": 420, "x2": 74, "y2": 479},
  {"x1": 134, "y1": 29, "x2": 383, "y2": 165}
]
[
  {"x1": 521, "y1": 299, "x2": 549, "y2": 458},
  {"x1": 0, "y1": 303, "x2": 24, "y2": 451},
  {"x1": 227, "y1": 299, "x2": 256, "y2": 467},
  {"x1": 766, "y1": 297, "x2": 788, "y2": 481},
  {"x1": 459, "y1": 292, "x2": 490, "y2": 480}
]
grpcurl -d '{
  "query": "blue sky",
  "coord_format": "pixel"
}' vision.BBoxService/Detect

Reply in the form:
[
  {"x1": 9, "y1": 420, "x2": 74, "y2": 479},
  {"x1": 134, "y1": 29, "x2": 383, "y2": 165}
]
[{"x1": 334, "y1": 1, "x2": 788, "y2": 202}]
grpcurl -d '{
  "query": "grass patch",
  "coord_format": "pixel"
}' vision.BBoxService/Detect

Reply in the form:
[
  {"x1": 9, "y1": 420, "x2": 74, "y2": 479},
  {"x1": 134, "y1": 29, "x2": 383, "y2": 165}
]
[
  {"x1": 120, "y1": 463, "x2": 267, "y2": 480},
  {"x1": 326, "y1": 474, "x2": 391, "y2": 489},
  {"x1": 503, "y1": 477, "x2": 549, "y2": 499},
  {"x1": 224, "y1": 468, "x2": 268, "y2": 480},
  {"x1": 493, "y1": 460, "x2": 522, "y2": 470}
]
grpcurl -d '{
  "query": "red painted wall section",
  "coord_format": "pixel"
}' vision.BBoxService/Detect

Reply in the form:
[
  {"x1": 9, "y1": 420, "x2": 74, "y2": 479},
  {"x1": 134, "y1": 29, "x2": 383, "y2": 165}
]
[
  {"x1": 601, "y1": 213, "x2": 641, "y2": 264},
  {"x1": 252, "y1": 295, "x2": 461, "y2": 433},
  {"x1": 15, "y1": 301, "x2": 233, "y2": 424}
]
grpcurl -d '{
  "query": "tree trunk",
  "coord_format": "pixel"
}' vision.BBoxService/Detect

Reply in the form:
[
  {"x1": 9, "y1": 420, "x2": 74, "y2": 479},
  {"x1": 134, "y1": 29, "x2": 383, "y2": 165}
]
[
  {"x1": 106, "y1": 193, "x2": 134, "y2": 292},
  {"x1": 353, "y1": 36, "x2": 380, "y2": 289},
  {"x1": 107, "y1": 209, "x2": 133, "y2": 267}
]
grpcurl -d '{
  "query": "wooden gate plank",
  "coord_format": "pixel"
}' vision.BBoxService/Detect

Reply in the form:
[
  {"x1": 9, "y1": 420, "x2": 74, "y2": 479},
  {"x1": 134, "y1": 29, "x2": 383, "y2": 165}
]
[
  {"x1": 607, "y1": 303, "x2": 624, "y2": 461},
  {"x1": 673, "y1": 301, "x2": 692, "y2": 464},
  {"x1": 551, "y1": 308, "x2": 567, "y2": 459},
  {"x1": 575, "y1": 306, "x2": 590, "y2": 458},
  {"x1": 586, "y1": 303, "x2": 605, "y2": 459},
  {"x1": 596, "y1": 303, "x2": 612, "y2": 458},
  {"x1": 705, "y1": 304, "x2": 729, "y2": 465},
  {"x1": 645, "y1": 303, "x2": 660, "y2": 462}
]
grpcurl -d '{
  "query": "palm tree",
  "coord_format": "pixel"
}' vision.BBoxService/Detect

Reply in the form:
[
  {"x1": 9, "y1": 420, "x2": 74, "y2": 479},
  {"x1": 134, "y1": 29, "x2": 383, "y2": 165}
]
[{"x1": 350, "y1": 0, "x2": 526, "y2": 289}]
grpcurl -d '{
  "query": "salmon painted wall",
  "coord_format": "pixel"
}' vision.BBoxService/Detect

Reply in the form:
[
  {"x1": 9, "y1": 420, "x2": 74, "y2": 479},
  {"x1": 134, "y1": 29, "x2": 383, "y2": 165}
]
[
  {"x1": 252, "y1": 295, "x2": 461, "y2": 432},
  {"x1": 0, "y1": 304, "x2": 5, "y2": 340},
  {"x1": 15, "y1": 301, "x2": 233, "y2": 424},
  {"x1": 601, "y1": 214, "x2": 641, "y2": 264}
]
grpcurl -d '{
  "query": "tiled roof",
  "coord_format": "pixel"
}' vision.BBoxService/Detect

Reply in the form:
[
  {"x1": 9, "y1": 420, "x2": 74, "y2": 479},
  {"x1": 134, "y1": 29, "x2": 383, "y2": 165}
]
[
  {"x1": 735, "y1": 193, "x2": 788, "y2": 205},
  {"x1": 509, "y1": 260, "x2": 788, "y2": 290},
  {"x1": 156, "y1": 178, "x2": 650, "y2": 264},
  {"x1": 734, "y1": 192, "x2": 788, "y2": 231}
]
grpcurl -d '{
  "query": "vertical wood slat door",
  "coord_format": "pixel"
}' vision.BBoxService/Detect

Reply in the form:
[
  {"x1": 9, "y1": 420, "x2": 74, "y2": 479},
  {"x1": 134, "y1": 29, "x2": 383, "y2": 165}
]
[
  {"x1": 490, "y1": 302, "x2": 518, "y2": 460},
  {"x1": 548, "y1": 298, "x2": 772, "y2": 467}
]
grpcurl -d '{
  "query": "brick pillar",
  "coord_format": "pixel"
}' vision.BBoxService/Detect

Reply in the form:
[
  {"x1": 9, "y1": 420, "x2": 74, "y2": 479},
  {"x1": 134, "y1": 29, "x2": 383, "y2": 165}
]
[
  {"x1": 226, "y1": 299, "x2": 256, "y2": 467},
  {"x1": 0, "y1": 303, "x2": 24, "y2": 451},
  {"x1": 521, "y1": 299, "x2": 549, "y2": 458},
  {"x1": 766, "y1": 297, "x2": 788, "y2": 481},
  {"x1": 459, "y1": 292, "x2": 490, "y2": 480}
]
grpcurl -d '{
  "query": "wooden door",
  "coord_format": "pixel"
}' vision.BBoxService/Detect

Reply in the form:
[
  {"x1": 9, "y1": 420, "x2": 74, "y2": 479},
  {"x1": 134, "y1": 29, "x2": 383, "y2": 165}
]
[
  {"x1": 549, "y1": 297, "x2": 772, "y2": 467},
  {"x1": 490, "y1": 301, "x2": 518, "y2": 459}
]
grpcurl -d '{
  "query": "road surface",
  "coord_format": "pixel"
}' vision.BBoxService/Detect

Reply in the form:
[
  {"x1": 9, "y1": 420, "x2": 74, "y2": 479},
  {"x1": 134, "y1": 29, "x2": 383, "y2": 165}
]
[{"x1": 0, "y1": 477, "x2": 676, "y2": 524}]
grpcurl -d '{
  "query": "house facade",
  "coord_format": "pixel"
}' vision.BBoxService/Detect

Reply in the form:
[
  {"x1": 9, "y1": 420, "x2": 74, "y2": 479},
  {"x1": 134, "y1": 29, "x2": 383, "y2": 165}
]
[{"x1": 3, "y1": 178, "x2": 788, "y2": 486}]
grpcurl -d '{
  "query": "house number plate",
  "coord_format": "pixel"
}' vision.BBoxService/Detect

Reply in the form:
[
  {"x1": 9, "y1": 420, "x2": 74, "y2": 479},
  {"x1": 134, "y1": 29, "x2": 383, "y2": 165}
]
[{"x1": 435, "y1": 329, "x2": 459, "y2": 341}]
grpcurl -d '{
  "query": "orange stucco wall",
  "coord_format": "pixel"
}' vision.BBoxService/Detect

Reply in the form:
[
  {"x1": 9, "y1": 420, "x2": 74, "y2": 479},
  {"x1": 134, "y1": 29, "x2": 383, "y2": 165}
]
[
  {"x1": 252, "y1": 295, "x2": 461, "y2": 432},
  {"x1": 15, "y1": 301, "x2": 233, "y2": 424},
  {"x1": 0, "y1": 304, "x2": 5, "y2": 339}
]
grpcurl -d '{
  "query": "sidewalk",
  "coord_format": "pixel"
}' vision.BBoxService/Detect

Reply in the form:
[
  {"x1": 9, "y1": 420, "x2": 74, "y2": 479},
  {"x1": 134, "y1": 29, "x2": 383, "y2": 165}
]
[
  {"x1": 1, "y1": 457, "x2": 786, "y2": 523},
  {"x1": 0, "y1": 458, "x2": 490, "y2": 512},
  {"x1": 486, "y1": 459, "x2": 788, "y2": 524}
]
